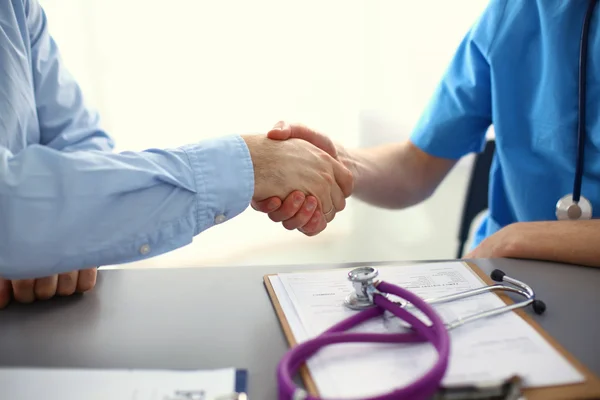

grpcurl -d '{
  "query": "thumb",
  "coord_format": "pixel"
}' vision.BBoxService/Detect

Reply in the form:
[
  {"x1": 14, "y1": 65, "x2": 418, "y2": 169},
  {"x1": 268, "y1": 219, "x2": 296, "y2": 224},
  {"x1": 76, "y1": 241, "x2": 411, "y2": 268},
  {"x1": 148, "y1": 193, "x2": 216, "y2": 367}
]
[
  {"x1": 267, "y1": 121, "x2": 292, "y2": 140},
  {"x1": 0, "y1": 278, "x2": 12, "y2": 309},
  {"x1": 268, "y1": 121, "x2": 338, "y2": 158}
]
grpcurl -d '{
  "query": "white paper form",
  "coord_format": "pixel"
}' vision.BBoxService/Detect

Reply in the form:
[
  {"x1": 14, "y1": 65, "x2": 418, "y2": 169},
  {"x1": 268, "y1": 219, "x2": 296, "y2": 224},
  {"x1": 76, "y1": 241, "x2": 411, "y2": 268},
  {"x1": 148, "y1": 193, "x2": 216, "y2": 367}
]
[
  {"x1": 0, "y1": 367, "x2": 242, "y2": 400},
  {"x1": 270, "y1": 262, "x2": 584, "y2": 399}
]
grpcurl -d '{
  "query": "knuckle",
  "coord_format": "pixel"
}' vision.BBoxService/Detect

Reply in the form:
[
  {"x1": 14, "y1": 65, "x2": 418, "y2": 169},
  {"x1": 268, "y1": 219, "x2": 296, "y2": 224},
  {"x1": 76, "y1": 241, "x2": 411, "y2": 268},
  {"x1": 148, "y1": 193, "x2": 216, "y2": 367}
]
[
  {"x1": 12, "y1": 280, "x2": 34, "y2": 301},
  {"x1": 57, "y1": 274, "x2": 77, "y2": 296},
  {"x1": 77, "y1": 270, "x2": 97, "y2": 293},
  {"x1": 282, "y1": 203, "x2": 299, "y2": 218},
  {"x1": 57, "y1": 286, "x2": 76, "y2": 296},
  {"x1": 316, "y1": 183, "x2": 330, "y2": 198},
  {"x1": 12, "y1": 279, "x2": 34, "y2": 291},
  {"x1": 282, "y1": 220, "x2": 296, "y2": 230},
  {"x1": 269, "y1": 212, "x2": 285, "y2": 223},
  {"x1": 322, "y1": 172, "x2": 334, "y2": 185},
  {"x1": 60, "y1": 273, "x2": 75, "y2": 285},
  {"x1": 34, "y1": 286, "x2": 55, "y2": 300},
  {"x1": 34, "y1": 277, "x2": 58, "y2": 300},
  {"x1": 77, "y1": 280, "x2": 95, "y2": 293},
  {"x1": 319, "y1": 151, "x2": 331, "y2": 162}
]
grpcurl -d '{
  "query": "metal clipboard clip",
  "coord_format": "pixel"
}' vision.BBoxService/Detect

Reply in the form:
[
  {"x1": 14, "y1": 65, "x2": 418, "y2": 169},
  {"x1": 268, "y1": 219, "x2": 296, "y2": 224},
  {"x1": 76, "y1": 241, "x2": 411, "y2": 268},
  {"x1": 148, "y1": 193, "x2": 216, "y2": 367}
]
[{"x1": 433, "y1": 375, "x2": 525, "y2": 400}]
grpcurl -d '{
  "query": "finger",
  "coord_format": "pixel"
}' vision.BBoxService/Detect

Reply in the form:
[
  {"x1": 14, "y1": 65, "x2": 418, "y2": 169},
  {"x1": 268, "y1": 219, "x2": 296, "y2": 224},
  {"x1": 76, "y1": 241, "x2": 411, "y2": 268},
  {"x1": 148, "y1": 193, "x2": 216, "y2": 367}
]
[
  {"x1": 57, "y1": 271, "x2": 79, "y2": 296},
  {"x1": 329, "y1": 183, "x2": 347, "y2": 218},
  {"x1": 317, "y1": 186, "x2": 335, "y2": 224},
  {"x1": 268, "y1": 122, "x2": 337, "y2": 158},
  {"x1": 267, "y1": 121, "x2": 292, "y2": 140},
  {"x1": 268, "y1": 191, "x2": 306, "y2": 223},
  {"x1": 0, "y1": 278, "x2": 12, "y2": 309},
  {"x1": 282, "y1": 196, "x2": 318, "y2": 230},
  {"x1": 251, "y1": 197, "x2": 282, "y2": 213},
  {"x1": 12, "y1": 279, "x2": 36, "y2": 303},
  {"x1": 34, "y1": 275, "x2": 58, "y2": 300},
  {"x1": 299, "y1": 211, "x2": 327, "y2": 236},
  {"x1": 76, "y1": 268, "x2": 97, "y2": 293},
  {"x1": 331, "y1": 159, "x2": 354, "y2": 198}
]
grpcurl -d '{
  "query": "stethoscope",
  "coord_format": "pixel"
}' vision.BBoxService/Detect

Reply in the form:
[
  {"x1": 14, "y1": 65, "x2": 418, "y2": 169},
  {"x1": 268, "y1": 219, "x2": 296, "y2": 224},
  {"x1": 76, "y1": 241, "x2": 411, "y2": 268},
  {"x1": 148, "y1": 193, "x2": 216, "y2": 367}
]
[
  {"x1": 277, "y1": 266, "x2": 546, "y2": 400},
  {"x1": 555, "y1": 0, "x2": 597, "y2": 220}
]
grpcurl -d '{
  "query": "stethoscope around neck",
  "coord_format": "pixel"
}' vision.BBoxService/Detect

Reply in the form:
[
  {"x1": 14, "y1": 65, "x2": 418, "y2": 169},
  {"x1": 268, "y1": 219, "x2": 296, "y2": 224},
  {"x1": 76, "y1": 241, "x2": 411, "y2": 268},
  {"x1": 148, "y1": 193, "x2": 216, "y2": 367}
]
[{"x1": 555, "y1": 0, "x2": 597, "y2": 221}]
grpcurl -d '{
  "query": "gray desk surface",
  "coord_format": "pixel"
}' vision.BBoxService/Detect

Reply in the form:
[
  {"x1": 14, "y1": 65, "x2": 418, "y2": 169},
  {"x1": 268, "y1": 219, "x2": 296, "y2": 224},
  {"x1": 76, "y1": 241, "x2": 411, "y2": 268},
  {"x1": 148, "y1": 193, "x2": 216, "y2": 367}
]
[{"x1": 0, "y1": 258, "x2": 599, "y2": 399}]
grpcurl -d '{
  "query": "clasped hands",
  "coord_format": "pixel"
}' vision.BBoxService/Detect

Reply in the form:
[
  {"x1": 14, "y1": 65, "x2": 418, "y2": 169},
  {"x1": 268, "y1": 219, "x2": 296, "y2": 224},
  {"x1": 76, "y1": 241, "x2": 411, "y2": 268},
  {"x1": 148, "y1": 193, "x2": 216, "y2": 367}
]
[{"x1": 245, "y1": 121, "x2": 353, "y2": 236}]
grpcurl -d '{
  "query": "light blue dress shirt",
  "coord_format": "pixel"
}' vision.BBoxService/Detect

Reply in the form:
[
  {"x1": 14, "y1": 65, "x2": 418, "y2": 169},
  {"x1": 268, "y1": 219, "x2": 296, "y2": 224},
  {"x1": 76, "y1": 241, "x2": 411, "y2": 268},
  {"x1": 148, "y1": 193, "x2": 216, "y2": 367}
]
[
  {"x1": 0, "y1": 0, "x2": 254, "y2": 279},
  {"x1": 410, "y1": 0, "x2": 600, "y2": 249}
]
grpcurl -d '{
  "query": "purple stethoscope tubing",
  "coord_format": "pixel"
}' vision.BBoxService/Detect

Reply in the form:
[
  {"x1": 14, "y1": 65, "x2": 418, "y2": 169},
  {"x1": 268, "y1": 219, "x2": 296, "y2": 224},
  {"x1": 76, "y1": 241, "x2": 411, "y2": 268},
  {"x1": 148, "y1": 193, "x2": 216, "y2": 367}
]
[{"x1": 277, "y1": 281, "x2": 451, "y2": 400}]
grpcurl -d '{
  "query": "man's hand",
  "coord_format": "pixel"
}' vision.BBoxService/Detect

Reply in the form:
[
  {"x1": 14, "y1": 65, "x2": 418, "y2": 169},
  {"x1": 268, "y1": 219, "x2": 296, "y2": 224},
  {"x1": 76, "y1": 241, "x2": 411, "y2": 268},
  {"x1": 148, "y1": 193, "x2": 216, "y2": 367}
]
[
  {"x1": 0, "y1": 268, "x2": 97, "y2": 309},
  {"x1": 251, "y1": 122, "x2": 355, "y2": 235},
  {"x1": 242, "y1": 133, "x2": 353, "y2": 224},
  {"x1": 251, "y1": 190, "x2": 326, "y2": 235}
]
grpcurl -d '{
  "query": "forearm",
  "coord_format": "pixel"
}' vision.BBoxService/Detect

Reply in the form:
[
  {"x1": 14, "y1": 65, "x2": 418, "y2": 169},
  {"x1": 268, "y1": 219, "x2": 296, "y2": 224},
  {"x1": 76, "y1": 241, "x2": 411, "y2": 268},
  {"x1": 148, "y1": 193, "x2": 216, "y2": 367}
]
[
  {"x1": 501, "y1": 220, "x2": 600, "y2": 268},
  {"x1": 342, "y1": 141, "x2": 456, "y2": 209},
  {"x1": 0, "y1": 135, "x2": 253, "y2": 279}
]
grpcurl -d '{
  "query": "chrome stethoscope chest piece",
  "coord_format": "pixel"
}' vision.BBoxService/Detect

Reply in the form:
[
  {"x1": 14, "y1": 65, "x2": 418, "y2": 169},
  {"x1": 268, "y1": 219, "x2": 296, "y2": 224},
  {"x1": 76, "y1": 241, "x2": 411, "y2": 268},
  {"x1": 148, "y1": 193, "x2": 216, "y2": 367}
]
[
  {"x1": 344, "y1": 266, "x2": 381, "y2": 310},
  {"x1": 556, "y1": 194, "x2": 593, "y2": 220}
]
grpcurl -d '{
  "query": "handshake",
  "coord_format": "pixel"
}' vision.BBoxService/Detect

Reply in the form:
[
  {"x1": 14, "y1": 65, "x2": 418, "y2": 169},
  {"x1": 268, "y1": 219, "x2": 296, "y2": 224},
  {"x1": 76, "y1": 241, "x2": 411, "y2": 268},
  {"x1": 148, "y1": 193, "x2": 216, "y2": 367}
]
[{"x1": 243, "y1": 121, "x2": 355, "y2": 236}]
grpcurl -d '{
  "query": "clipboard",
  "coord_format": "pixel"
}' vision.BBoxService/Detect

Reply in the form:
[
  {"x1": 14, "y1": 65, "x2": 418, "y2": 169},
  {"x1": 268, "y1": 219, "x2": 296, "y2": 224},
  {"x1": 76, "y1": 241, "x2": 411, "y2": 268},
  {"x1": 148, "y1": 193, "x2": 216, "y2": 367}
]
[{"x1": 264, "y1": 261, "x2": 600, "y2": 400}]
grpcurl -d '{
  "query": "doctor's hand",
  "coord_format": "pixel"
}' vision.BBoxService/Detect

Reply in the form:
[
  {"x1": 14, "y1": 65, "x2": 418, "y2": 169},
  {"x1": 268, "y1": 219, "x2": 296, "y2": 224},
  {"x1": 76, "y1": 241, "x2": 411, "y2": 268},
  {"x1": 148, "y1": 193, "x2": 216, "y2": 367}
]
[
  {"x1": 463, "y1": 224, "x2": 519, "y2": 260},
  {"x1": 0, "y1": 268, "x2": 97, "y2": 309},
  {"x1": 242, "y1": 134, "x2": 353, "y2": 225},
  {"x1": 251, "y1": 122, "x2": 354, "y2": 236}
]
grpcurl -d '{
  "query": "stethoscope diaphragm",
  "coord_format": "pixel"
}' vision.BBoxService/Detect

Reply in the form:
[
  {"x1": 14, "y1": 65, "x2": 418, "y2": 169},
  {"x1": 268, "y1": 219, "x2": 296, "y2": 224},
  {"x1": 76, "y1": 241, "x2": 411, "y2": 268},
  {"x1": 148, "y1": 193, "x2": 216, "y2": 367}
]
[{"x1": 555, "y1": 194, "x2": 593, "y2": 220}]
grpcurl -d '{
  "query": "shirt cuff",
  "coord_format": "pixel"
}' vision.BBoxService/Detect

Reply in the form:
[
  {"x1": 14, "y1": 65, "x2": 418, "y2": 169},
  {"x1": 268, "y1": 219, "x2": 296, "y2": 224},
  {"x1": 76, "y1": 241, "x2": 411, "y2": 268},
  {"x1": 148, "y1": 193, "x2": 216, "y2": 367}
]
[{"x1": 180, "y1": 134, "x2": 254, "y2": 234}]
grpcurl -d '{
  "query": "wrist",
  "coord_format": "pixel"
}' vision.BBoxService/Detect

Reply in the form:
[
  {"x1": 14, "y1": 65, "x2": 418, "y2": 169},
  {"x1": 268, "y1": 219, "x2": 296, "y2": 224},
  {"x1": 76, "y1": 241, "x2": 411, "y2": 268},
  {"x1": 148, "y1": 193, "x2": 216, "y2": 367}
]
[
  {"x1": 241, "y1": 134, "x2": 268, "y2": 200},
  {"x1": 338, "y1": 146, "x2": 361, "y2": 194},
  {"x1": 496, "y1": 223, "x2": 525, "y2": 258}
]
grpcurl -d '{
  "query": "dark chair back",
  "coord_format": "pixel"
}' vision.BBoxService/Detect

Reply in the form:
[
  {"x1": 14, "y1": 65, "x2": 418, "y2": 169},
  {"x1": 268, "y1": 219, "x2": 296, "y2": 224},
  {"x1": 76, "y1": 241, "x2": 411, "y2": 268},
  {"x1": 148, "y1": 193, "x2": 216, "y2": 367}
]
[{"x1": 456, "y1": 139, "x2": 496, "y2": 258}]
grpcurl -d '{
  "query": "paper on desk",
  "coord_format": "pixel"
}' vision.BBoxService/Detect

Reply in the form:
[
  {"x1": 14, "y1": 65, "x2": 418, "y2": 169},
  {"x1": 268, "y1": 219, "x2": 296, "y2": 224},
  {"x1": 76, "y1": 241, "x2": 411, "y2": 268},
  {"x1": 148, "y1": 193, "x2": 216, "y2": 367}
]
[
  {"x1": 270, "y1": 261, "x2": 584, "y2": 399},
  {"x1": 0, "y1": 367, "x2": 245, "y2": 400}
]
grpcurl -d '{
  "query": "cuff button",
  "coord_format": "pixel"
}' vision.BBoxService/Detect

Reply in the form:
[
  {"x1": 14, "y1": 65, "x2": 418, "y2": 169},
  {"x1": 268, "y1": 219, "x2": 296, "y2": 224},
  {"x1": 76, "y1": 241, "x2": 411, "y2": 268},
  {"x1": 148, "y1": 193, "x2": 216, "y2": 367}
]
[{"x1": 139, "y1": 244, "x2": 151, "y2": 255}]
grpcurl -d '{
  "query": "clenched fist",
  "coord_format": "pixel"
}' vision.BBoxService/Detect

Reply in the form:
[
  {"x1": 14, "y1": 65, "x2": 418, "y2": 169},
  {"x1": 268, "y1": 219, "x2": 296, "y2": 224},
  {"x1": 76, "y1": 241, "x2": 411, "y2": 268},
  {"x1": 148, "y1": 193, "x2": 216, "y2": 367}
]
[{"x1": 0, "y1": 268, "x2": 97, "y2": 309}]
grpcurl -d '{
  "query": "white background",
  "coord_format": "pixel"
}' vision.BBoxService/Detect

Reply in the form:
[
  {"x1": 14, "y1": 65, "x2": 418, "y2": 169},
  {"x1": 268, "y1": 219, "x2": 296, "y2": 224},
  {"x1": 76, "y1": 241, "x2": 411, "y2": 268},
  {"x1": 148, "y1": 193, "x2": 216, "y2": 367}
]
[{"x1": 38, "y1": 0, "x2": 489, "y2": 268}]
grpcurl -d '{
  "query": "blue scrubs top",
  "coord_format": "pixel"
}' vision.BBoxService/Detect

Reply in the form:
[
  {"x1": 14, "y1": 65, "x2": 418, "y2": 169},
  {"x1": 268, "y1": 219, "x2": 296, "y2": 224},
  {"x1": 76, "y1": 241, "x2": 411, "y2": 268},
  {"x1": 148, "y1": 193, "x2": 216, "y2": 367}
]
[{"x1": 410, "y1": 0, "x2": 600, "y2": 248}]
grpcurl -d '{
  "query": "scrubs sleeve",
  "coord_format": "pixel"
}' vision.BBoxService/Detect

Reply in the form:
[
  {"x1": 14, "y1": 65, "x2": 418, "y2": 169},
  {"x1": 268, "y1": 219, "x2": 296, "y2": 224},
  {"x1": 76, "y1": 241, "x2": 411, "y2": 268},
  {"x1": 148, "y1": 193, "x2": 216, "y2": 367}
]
[
  {"x1": 410, "y1": 0, "x2": 508, "y2": 159},
  {"x1": 26, "y1": 0, "x2": 115, "y2": 153}
]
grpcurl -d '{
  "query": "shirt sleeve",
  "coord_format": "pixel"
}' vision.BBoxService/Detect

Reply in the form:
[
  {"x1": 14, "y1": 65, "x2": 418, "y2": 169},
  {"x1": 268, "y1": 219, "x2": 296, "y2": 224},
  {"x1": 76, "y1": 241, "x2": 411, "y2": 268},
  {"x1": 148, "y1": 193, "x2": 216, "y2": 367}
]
[
  {"x1": 0, "y1": 134, "x2": 254, "y2": 280},
  {"x1": 26, "y1": 0, "x2": 114, "y2": 153},
  {"x1": 0, "y1": 2, "x2": 253, "y2": 280},
  {"x1": 409, "y1": 0, "x2": 507, "y2": 159}
]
